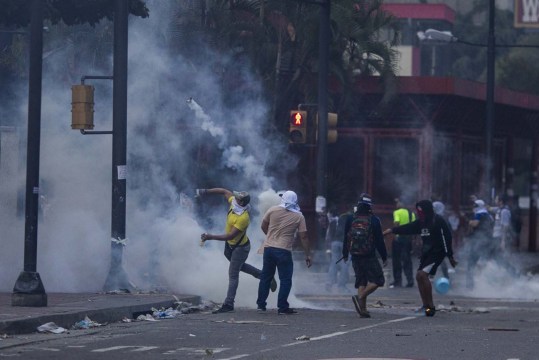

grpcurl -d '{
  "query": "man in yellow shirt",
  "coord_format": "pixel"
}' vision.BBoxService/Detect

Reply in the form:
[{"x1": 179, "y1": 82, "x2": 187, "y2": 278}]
[
  {"x1": 391, "y1": 198, "x2": 415, "y2": 288},
  {"x1": 198, "y1": 188, "x2": 276, "y2": 314}
]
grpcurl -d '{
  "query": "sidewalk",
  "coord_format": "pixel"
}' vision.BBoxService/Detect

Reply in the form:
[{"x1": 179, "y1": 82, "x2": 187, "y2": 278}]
[{"x1": 0, "y1": 292, "x2": 200, "y2": 335}]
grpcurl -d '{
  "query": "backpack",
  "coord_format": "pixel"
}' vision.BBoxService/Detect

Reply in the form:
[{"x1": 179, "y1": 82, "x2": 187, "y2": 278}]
[{"x1": 347, "y1": 214, "x2": 373, "y2": 256}]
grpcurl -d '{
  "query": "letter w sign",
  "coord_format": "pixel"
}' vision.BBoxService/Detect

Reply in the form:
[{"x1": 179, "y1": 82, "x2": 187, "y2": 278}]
[{"x1": 515, "y1": 0, "x2": 539, "y2": 28}]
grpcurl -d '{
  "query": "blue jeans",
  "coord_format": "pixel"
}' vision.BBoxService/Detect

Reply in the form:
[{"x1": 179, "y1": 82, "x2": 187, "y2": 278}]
[
  {"x1": 327, "y1": 241, "x2": 349, "y2": 287},
  {"x1": 257, "y1": 247, "x2": 293, "y2": 311}
]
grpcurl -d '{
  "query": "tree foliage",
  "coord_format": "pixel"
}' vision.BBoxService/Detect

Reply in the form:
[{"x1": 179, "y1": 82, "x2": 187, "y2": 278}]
[
  {"x1": 450, "y1": 0, "x2": 539, "y2": 95},
  {"x1": 167, "y1": 0, "x2": 399, "y2": 129},
  {"x1": 0, "y1": 0, "x2": 149, "y2": 27}
]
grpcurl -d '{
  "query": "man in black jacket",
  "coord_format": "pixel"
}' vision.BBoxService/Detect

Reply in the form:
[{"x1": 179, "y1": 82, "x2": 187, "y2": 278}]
[
  {"x1": 343, "y1": 193, "x2": 388, "y2": 318},
  {"x1": 384, "y1": 199, "x2": 457, "y2": 317}
]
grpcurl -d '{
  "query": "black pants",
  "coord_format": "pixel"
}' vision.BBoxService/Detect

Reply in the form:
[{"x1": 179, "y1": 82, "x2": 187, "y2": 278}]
[{"x1": 392, "y1": 236, "x2": 413, "y2": 285}]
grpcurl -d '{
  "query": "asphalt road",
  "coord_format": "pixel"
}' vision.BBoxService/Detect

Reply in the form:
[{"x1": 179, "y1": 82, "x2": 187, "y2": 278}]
[{"x1": 0, "y1": 289, "x2": 537, "y2": 360}]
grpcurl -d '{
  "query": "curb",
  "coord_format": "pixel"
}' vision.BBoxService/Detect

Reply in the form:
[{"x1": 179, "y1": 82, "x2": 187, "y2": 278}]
[{"x1": 0, "y1": 295, "x2": 200, "y2": 335}]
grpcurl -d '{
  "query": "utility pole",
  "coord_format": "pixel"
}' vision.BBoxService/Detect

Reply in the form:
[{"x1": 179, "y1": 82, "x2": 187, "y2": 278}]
[
  {"x1": 12, "y1": 0, "x2": 47, "y2": 307},
  {"x1": 315, "y1": 0, "x2": 330, "y2": 247},
  {"x1": 485, "y1": 0, "x2": 495, "y2": 202},
  {"x1": 103, "y1": 0, "x2": 132, "y2": 292}
]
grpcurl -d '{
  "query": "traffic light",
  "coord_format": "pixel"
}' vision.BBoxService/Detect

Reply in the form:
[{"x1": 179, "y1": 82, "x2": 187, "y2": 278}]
[
  {"x1": 315, "y1": 112, "x2": 338, "y2": 144},
  {"x1": 289, "y1": 110, "x2": 308, "y2": 144},
  {"x1": 71, "y1": 85, "x2": 95, "y2": 130}
]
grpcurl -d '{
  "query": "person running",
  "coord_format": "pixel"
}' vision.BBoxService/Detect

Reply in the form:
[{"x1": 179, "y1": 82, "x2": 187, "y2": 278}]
[
  {"x1": 343, "y1": 193, "x2": 388, "y2": 318},
  {"x1": 384, "y1": 200, "x2": 457, "y2": 317},
  {"x1": 198, "y1": 187, "x2": 276, "y2": 314}
]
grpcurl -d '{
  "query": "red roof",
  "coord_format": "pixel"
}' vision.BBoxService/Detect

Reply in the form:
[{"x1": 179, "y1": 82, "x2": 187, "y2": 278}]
[
  {"x1": 355, "y1": 77, "x2": 539, "y2": 111},
  {"x1": 382, "y1": 3, "x2": 455, "y2": 24}
]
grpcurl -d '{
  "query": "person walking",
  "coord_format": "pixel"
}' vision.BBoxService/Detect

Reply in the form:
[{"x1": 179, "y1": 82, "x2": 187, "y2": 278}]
[
  {"x1": 325, "y1": 206, "x2": 351, "y2": 293},
  {"x1": 198, "y1": 187, "x2": 276, "y2": 314},
  {"x1": 256, "y1": 190, "x2": 312, "y2": 315},
  {"x1": 383, "y1": 200, "x2": 457, "y2": 317},
  {"x1": 343, "y1": 193, "x2": 388, "y2": 318},
  {"x1": 390, "y1": 198, "x2": 415, "y2": 288}
]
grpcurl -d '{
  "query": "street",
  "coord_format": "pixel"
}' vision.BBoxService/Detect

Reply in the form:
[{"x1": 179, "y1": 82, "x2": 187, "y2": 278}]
[{"x1": 0, "y1": 287, "x2": 537, "y2": 360}]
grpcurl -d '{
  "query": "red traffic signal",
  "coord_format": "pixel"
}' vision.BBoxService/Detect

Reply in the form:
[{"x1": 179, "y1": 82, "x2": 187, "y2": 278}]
[
  {"x1": 290, "y1": 111, "x2": 305, "y2": 127},
  {"x1": 289, "y1": 110, "x2": 307, "y2": 143}
]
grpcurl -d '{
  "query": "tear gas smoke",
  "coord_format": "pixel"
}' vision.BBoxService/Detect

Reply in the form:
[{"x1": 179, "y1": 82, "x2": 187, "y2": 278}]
[{"x1": 0, "y1": 1, "x2": 306, "y2": 309}]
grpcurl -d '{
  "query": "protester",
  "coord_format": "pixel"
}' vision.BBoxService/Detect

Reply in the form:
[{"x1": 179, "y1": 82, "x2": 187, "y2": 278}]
[
  {"x1": 390, "y1": 198, "x2": 415, "y2": 288},
  {"x1": 343, "y1": 193, "x2": 388, "y2": 318},
  {"x1": 465, "y1": 199, "x2": 494, "y2": 289},
  {"x1": 198, "y1": 187, "x2": 276, "y2": 314},
  {"x1": 492, "y1": 195, "x2": 512, "y2": 251},
  {"x1": 432, "y1": 201, "x2": 451, "y2": 279},
  {"x1": 325, "y1": 206, "x2": 351, "y2": 293},
  {"x1": 383, "y1": 200, "x2": 457, "y2": 317},
  {"x1": 256, "y1": 190, "x2": 312, "y2": 315}
]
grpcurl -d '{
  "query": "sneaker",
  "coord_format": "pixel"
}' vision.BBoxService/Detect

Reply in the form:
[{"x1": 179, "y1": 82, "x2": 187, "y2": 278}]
[
  {"x1": 270, "y1": 278, "x2": 278, "y2": 292},
  {"x1": 414, "y1": 305, "x2": 426, "y2": 314},
  {"x1": 351, "y1": 295, "x2": 370, "y2": 317},
  {"x1": 212, "y1": 304, "x2": 234, "y2": 314},
  {"x1": 425, "y1": 306, "x2": 436, "y2": 317},
  {"x1": 257, "y1": 306, "x2": 266, "y2": 312},
  {"x1": 389, "y1": 282, "x2": 402, "y2": 288},
  {"x1": 359, "y1": 309, "x2": 371, "y2": 318},
  {"x1": 278, "y1": 308, "x2": 298, "y2": 315}
]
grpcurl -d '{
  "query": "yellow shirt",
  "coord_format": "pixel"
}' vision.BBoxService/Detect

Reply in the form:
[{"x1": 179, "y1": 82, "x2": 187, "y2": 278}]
[
  {"x1": 393, "y1": 208, "x2": 415, "y2": 225},
  {"x1": 226, "y1": 196, "x2": 250, "y2": 246}
]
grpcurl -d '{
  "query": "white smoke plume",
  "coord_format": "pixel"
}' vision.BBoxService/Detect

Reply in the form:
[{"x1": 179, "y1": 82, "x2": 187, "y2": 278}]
[{"x1": 0, "y1": 0, "x2": 310, "y2": 310}]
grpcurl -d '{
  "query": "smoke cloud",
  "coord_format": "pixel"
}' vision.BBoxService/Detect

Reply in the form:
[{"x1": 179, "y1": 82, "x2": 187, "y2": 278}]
[{"x1": 0, "y1": 1, "x2": 304, "y2": 309}]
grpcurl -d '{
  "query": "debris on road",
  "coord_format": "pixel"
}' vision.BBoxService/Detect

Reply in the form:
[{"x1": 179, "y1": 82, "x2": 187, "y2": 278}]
[
  {"x1": 72, "y1": 316, "x2": 102, "y2": 330},
  {"x1": 37, "y1": 322, "x2": 66, "y2": 334},
  {"x1": 152, "y1": 307, "x2": 182, "y2": 319},
  {"x1": 137, "y1": 314, "x2": 158, "y2": 321},
  {"x1": 295, "y1": 335, "x2": 310, "y2": 341},
  {"x1": 174, "y1": 299, "x2": 215, "y2": 314}
]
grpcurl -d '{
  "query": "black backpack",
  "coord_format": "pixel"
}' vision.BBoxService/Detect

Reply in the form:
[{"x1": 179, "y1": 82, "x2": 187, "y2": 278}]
[{"x1": 347, "y1": 214, "x2": 373, "y2": 256}]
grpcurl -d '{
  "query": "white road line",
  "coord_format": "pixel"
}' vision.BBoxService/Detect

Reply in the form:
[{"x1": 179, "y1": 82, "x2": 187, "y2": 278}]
[
  {"x1": 92, "y1": 346, "x2": 157, "y2": 353},
  {"x1": 217, "y1": 316, "x2": 416, "y2": 360},
  {"x1": 131, "y1": 346, "x2": 159, "y2": 352},
  {"x1": 92, "y1": 346, "x2": 132, "y2": 352}
]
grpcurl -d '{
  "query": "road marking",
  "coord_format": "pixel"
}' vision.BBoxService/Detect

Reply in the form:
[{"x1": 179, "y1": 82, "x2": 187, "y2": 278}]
[
  {"x1": 163, "y1": 347, "x2": 230, "y2": 355},
  {"x1": 92, "y1": 346, "x2": 158, "y2": 353},
  {"x1": 217, "y1": 316, "x2": 416, "y2": 360},
  {"x1": 130, "y1": 346, "x2": 159, "y2": 352}
]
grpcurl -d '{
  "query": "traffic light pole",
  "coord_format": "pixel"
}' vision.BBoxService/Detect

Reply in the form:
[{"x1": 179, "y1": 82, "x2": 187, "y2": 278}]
[
  {"x1": 315, "y1": 0, "x2": 330, "y2": 247},
  {"x1": 12, "y1": 0, "x2": 47, "y2": 307},
  {"x1": 103, "y1": 0, "x2": 133, "y2": 292}
]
